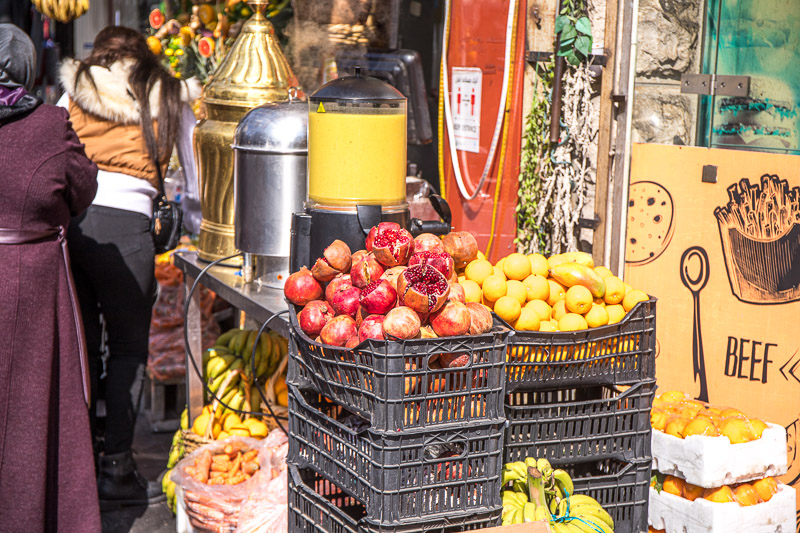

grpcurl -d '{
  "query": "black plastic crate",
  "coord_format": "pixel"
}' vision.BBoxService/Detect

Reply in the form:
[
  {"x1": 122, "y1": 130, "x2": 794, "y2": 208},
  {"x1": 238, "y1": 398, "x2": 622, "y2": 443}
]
[
  {"x1": 504, "y1": 299, "x2": 656, "y2": 392},
  {"x1": 288, "y1": 464, "x2": 503, "y2": 533},
  {"x1": 555, "y1": 458, "x2": 651, "y2": 533},
  {"x1": 288, "y1": 385, "x2": 505, "y2": 524},
  {"x1": 286, "y1": 306, "x2": 510, "y2": 432},
  {"x1": 504, "y1": 380, "x2": 655, "y2": 464}
]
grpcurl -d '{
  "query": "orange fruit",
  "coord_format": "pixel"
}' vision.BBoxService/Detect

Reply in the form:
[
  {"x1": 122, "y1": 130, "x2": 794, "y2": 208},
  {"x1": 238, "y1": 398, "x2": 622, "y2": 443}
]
[
  {"x1": 664, "y1": 415, "x2": 690, "y2": 439},
  {"x1": 514, "y1": 307, "x2": 541, "y2": 332},
  {"x1": 506, "y1": 280, "x2": 527, "y2": 306},
  {"x1": 465, "y1": 259, "x2": 494, "y2": 286},
  {"x1": 526, "y1": 299, "x2": 552, "y2": 321},
  {"x1": 460, "y1": 279, "x2": 482, "y2": 303},
  {"x1": 546, "y1": 279, "x2": 566, "y2": 306},
  {"x1": 684, "y1": 482, "x2": 704, "y2": 502},
  {"x1": 622, "y1": 289, "x2": 649, "y2": 312},
  {"x1": 702, "y1": 485, "x2": 736, "y2": 503},
  {"x1": 683, "y1": 416, "x2": 719, "y2": 437},
  {"x1": 585, "y1": 303, "x2": 609, "y2": 328},
  {"x1": 680, "y1": 401, "x2": 705, "y2": 419},
  {"x1": 539, "y1": 320, "x2": 558, "y2": 332},
  {"x1": 482, "y1": 275, "x2": 507, "y2": 302},
  {"x1": 553, "y1": 300, "x2": 568, "y2": 321},
  {"x1": 528, "y1": 254, "x2": 550, "y2": 277},
  {"x1": 494, "y1": 296, "x2": 522, "y2": 324},
  {"x1": 559, "y1": 313, "x2": 588, "y2": 332},
  {"x1": 503, "y1": 253, "x2": 532, "y2": 280},
  {"x1": 733, "y1": 483, "x2": 760, "y2": 506},
  {"x1": 749, "y1": 418, "x2": 768, "y2": 439},
  {"x1": 651, "y1": 409, "x2": 669, "y2": 431},
  {"x1": 547, "y1": 254, "x2": 567, "y2": 269},
  {"x1": 606, "y1": 304, "x2": 626, "y2": 324},
  {"x1": 659, "y1": 390, "x2": 688, "y2": 403},
  {"x1": 720, "y1": 408, "x2": 747, "y2": 418},
  {"x1": 603, "y1": 276, "x2": 626, "y2": 305},
  {"x1": 492, "y1": 265, "x2": 507, "y2": 280},
  {"x1": 718, "y1": 417, "x2": 756, "y2": 444},
  {"x1": 752, "y1": 477, "x2": 778, "y2": 502},
  {"x1": 523, "y1": 274, "x2": 550, "y2": 301},
  {"x1": 594, "y1": 266, "x2": 614, "y2": 278},
  {"x1": 662, "y1": 475, "x2": 685, "y2": 497},
  {"x1": 565, "y1": 285, "x2": 593, "y2": 314}
]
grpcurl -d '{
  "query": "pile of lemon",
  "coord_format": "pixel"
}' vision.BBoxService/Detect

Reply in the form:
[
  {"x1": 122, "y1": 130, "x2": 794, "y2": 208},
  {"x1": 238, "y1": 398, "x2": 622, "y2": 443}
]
[{"x1": 457, "y1": 251, "x2": 650, "y2": 332}]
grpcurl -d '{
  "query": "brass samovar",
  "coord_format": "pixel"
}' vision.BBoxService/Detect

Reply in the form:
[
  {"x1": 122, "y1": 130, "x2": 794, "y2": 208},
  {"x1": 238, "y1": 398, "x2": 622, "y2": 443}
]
[{"x1": 195, "y1": 0, "x2": 298, "y2": 262}]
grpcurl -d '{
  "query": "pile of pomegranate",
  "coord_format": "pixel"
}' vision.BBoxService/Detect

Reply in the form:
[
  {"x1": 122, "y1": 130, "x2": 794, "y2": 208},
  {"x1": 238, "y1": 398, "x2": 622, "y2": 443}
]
[{"x1": 284, "y1": 224, "x2": 492, "y2": 350}]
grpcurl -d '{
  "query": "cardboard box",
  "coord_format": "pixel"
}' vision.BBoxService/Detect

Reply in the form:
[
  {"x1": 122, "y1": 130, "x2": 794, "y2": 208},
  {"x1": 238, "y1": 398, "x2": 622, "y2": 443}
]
[{"x1": 479, "y1": 521, "x2": 550, "y2": 532}]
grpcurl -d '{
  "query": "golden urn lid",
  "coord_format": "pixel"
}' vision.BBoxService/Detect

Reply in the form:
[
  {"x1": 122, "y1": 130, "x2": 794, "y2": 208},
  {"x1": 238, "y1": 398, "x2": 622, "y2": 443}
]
[{"x1": 203, "y1": 0, "x2": 298, "y2": 108}]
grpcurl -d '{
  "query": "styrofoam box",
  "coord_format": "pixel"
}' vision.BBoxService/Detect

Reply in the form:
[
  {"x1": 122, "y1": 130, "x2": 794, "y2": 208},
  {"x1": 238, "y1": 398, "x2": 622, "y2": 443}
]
[
  {"x1": 175, "y1": 487, "x2": 196, "y2": 533},
  {"x1": 651, "y1": 423, "x2": 788, "y2": 487},
  {"x1": 648, "y1": 484, "x2": 796, "y2": 533}
]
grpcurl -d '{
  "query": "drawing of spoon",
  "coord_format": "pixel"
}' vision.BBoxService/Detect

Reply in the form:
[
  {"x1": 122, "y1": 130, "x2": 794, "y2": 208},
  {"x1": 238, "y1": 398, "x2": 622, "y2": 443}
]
[{"x1": 680, "y1": 246, "x2": 710, "y2": 402}]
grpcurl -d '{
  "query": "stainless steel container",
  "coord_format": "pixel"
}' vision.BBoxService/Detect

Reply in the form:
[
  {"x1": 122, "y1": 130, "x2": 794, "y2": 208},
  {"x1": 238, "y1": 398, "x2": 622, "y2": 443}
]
[{"x1": 233, "y1": 91, "x2": 308, "y2": 286}]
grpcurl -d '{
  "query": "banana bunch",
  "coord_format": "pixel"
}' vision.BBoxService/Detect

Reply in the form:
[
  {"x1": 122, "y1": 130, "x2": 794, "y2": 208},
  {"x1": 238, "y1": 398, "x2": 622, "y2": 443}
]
[
  {"x1": 501, "y1": 457, "x2": 615, "y2": 533},
  {"x1": 32, "y1": 0, "x2": 89, "y2": 22}
]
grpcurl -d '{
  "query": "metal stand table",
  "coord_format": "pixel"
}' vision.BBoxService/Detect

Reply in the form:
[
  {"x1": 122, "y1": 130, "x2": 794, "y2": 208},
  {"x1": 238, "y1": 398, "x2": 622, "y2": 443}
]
[{"x1": 174, "y1": 251, "x2": 289, "y2": 423}]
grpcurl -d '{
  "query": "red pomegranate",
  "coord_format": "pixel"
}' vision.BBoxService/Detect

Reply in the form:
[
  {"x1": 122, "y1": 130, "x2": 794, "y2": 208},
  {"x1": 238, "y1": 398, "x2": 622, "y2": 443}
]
[
  {"x1": 397, "y1": 265, "x2": 450, "y2": 314},
  {"x1": 380, "y1": 266, "x2": 407, "y2": 291},
  {"x1": 325, "y1": 274, "x2": 352, "y2": 302},
  {"x1": 414, "y1": 233, "x2": 445, "y2": 254},
  {"x1": 350, "y1": 252, "x2": 384, "y2": 288},
  {"x1": 430, "y1": 301, "x2": 471, "y2": 337},
  {"x1": 365, "y1": 222, "x2": 401, "y2": 252},
  {"x1": 345, "y1": 336, "x2": 360, "y2": 349},
  {"x1": 320, "y1": 315, "x2": 358, "y2": 347},
  {"x1": 311, "y1": 239, "x2": 352, "y2": 282},
  {"x1": 382, "y1": 306, "x2": 421, "y2": 339},
  {"x1": 371, "y1": 225, "x2": 415, "y2": 267},
  {"x1": 284, "y1": 267, "x2": 323, "y2": 306},
  {"x1": 351, "y1": 249, "x2": 369, "y2": 266},
  {"x1": 359, "y1": 279, "x2": 397, "y2": 315},
  {"x1": 442, "y1": 231, "x2": 479, "y2": 270},
  {"x1": 439, "y1": 352, "x2": 471, "y2": 368},
  {"x1": 358, "y1": 314, "x2": 385, "y2": 342},
  {"x1": 465, "y1": 302, "x2": 493, "y2": 334},
  {"x1": 329, "y1": 285, "x2": 361, "y2": 318},
  {"x1": 298, "y1": 300, "x2": 335, "y2": 337},
  {"x1": 408, "y1": 251, "x2": 455, "y2": 280},
  {"x1": 447, "y1": 282, "x2": 466, "y2": 303}
]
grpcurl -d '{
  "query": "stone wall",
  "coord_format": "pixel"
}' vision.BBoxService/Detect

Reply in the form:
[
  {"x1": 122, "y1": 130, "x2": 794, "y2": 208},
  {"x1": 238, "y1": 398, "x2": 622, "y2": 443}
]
[{"x1": 632, "y1": 0, "x2": 705, "y2": 146}]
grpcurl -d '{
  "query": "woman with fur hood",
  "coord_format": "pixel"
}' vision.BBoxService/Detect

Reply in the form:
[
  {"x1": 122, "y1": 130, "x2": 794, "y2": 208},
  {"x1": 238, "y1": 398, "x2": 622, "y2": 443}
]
[{"x1": 57, "y1": 26, "x2": 201, "y2": 509}]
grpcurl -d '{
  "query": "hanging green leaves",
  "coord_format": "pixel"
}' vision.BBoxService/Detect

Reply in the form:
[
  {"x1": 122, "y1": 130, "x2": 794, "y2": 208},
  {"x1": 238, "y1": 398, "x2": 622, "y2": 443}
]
[{"x1": 555, "y1": 0, "x2": 593, "y2": 66}]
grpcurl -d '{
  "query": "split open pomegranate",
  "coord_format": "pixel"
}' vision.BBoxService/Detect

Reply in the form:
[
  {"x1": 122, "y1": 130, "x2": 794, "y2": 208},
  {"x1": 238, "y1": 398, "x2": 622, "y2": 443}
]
[
  {"x1": 371, "y1": 225, "x2": 415, "y2": 267},
  {"x1": 397, "y1": 264, "x2": 450, "y2": 314},
  {"x1": 408, "y1": 251, "x2": 455, "y2": 280}
]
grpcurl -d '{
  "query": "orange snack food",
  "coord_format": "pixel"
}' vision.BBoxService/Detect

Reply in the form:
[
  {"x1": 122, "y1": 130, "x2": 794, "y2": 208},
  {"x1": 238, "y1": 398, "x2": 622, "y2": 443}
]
[
  {"x1": 702, "y1": 485, "x2": 736, "y2": 503},
  {"x1": 662, "y1": 475, "x2": 685, "y2": 497},
  {"x1": 733, "y1": 483, "x2": 760, "y2": 506},
  {"x1": 751, "y1": 477, "x2": 778, "y2": 503},
  {"x1": 683, "y1": 482, "x2": 704, "y2": 502}
]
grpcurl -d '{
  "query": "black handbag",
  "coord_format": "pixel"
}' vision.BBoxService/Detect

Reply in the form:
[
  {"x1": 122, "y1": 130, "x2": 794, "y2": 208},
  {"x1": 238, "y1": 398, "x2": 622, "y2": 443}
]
[{"x1": 150, "y1": 161, "x2": 183, "y2": 255}]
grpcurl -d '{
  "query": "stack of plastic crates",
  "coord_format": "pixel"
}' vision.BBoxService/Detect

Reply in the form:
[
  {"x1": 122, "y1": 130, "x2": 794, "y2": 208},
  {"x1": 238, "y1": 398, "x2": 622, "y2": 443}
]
[
  {"x1": 286, "y1": 307, "x2": 512, "y2": 532},
  {"x1": 502, "y1": 299, "x2": 658, "y2": 533}
]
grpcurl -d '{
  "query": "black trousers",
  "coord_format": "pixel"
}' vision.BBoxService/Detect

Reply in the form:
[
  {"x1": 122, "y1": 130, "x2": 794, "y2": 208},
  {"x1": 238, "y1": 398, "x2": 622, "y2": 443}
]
[{"x1": 68, "y1": 205, "x2": 156, "y2": 455}]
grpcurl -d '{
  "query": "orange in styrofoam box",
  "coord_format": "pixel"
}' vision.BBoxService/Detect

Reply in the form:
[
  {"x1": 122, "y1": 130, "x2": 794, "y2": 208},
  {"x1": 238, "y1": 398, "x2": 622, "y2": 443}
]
[{"x1": 648, "y1": 483, "x2": 796, "y2": 533}]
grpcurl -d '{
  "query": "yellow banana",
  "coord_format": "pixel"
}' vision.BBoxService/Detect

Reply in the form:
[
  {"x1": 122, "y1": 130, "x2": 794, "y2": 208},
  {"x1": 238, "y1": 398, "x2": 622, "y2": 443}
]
[
  {"x1": 533, "y1": 504, "x2": 550, "y2": 522},
  {"x1": 522, "y1": 502, "x2": 536, "y2": 523},
  {"x1": 567, "y1": 494, "x2": 604, "y2": 509},
  {"x1": 571, "y1": 505, "x2": 614, "y2": 531},
  {"x1": 207, "y1": 354, "x2": 237, "y2": 380},
  {"x1": 552, "y1": 522, "x2": 576, "y2": 533},
  {"x1": 536, "y1": 457, "x2": 552, "y2": 473},
  {"x1": 553, "y1": 468, "x2": 575, "y2": 498},
  {"x1": 568, "y1": 516, "x2": 613, "y2": 533}
]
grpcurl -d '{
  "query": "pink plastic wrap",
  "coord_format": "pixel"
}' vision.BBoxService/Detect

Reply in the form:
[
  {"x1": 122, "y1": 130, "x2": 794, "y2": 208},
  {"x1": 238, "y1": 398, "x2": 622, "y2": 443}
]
[{"x1": 235, "y1": 431, "x2": 289, "y2": 533}]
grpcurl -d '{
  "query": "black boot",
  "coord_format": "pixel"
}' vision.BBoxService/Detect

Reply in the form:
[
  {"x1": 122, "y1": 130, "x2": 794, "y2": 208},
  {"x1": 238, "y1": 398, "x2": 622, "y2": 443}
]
[{"x1": 97, "y1": 451, "x2": 166, "y2": 510}]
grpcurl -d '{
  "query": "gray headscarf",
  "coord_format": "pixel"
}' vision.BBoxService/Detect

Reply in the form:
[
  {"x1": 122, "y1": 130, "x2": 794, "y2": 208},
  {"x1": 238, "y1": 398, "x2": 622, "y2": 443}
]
[{"x1": 0, "y1": 23, "x2": 40, "y2": 121}]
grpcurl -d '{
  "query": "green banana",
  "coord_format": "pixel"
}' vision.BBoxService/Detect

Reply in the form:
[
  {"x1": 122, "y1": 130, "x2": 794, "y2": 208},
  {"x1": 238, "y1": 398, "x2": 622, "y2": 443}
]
[
  {"x1": 228, "y1": 329, "x2": 245, "y2": 353},
  {"x1": 250, "y1": 385, "x2": 262, "y2": 413},
  {"x1": 180, "y1": 408, "x2": 188, "y2": 430},
  {"x1": 242, "y1": 330, "x2": 258, "y2": 362},
  {"x1": 214, "y1": 329, "x2": 238, "y2": 348}
]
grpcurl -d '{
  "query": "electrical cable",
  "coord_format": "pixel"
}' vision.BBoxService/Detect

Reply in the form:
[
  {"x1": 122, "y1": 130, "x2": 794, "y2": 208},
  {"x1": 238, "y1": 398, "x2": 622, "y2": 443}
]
[
  {"x1": 484, "y1": 0, "x2": 519, "y2": 257},
  {"x1": 181, "y1": 252, "x2": 288, "y2": 435},
  {"x1": 441, "y1": 0, "x2": 516, "y2": 201}
]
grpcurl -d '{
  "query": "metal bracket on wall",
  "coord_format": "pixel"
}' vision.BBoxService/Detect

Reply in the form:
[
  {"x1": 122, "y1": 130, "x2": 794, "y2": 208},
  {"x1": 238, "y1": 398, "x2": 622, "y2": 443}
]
[
  {"x1": 680, "y1": 74, "x2": 750, "y2": 97},
  {"x1": 526, "y1": 51, "x2": 608, "y2": 66}
]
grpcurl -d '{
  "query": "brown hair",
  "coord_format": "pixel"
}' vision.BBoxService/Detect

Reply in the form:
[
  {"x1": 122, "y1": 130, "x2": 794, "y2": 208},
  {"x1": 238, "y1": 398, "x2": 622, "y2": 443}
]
[{"x1": 74, "y1": 26, "x2": 182, "y2": 167}]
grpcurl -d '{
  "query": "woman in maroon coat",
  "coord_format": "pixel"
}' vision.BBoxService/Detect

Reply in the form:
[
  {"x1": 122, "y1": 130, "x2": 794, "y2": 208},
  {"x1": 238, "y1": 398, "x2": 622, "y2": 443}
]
[{"x1": 0, "y1": 24, "x2": 101, "y2": 532}]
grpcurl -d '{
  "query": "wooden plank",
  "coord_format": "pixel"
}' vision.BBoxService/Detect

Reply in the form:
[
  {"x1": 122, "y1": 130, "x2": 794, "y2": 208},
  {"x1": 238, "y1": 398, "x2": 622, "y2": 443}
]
[
  {"x1": 481, "y1": 521, "x2": 550, "y2": 533},
  {"x1": 527, "y1": 0, "x2": 558, "y2": 53},
  {"x1": 592, "y1": 0, "x2": 621, "y2": 267}
]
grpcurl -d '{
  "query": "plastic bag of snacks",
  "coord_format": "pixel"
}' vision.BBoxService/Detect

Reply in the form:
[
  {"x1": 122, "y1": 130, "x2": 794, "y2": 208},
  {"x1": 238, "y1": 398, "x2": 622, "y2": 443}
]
[
  {"x1": 235, "y1": 431, "x2": 289, "y2": 533},
  {"x1": 172, "y1": 436, "x2": 265, "y2": 533}
]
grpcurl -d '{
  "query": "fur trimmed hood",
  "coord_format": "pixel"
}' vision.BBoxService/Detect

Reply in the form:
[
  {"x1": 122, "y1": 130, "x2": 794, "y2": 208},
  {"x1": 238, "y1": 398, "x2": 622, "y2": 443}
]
[{"x1": 59, "y1": 57, "x2": 201, "y2": 124}]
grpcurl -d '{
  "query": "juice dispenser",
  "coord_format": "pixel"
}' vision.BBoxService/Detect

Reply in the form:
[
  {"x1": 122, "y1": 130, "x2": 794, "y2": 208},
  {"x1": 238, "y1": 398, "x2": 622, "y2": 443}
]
[{"x1": 290, "y1": 68, "x2": 451, "y2": 270}]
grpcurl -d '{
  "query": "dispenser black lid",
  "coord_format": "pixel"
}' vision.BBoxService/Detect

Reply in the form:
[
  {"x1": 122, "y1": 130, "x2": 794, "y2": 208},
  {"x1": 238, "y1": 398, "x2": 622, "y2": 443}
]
[{"x1": 310, "y1": 66, "x2": 406, "y2": 103}]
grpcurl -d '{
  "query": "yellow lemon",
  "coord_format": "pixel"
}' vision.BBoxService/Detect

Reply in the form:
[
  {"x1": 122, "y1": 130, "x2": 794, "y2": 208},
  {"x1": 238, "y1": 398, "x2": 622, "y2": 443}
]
[
  {"x1": 503, "y1": 253, "x2": 532, "y2": 281},
  {"x1": 465, "y1": 259, "x2": 494, "y2": 285},
  {"x1": 191, "y1": 412, "x2": 210, "y2": 436},
  {"x1": 552, "y1": 300, "x2": 567, "y2": 321},
  {"x1": 522, "y1": 274, "x2": 549, "y2": 301},
  {"x1": 526, "y1": 299, "x2": 552, "y2": 321},
  {"x1": 242, "y1": 418, "x2": 269, "y2": 438},
  {"x1": 559, "y1": 313, "x2": 588, "y2": 331},
  {"x1": 528, "y1": 253, "x2": 550, "y2": 277},
  {"x1": 603, "y1": 276, "x2": 626, "y2": 304},
  {"x1": 227, "y1": 425, "x2": 251, "y2": 438},
  {"x1": 514, "y1": 307, "x2": 541, "y2": 331},
  {"x1": 221, "y1": 412, "x2": 242, "y2": 432},
  {"x1": 492, "y1": 266, "x2": 507, "y2": 280},
  {"x1": 482, "y1": 274, "x2": 507, "y2": 302},
  {"x1": 565, "y1": 285, "x2": 593, "y2": 314},
  {"x1": 494, "y1": 295, "x2": 522, "y2": 324},
  {"x1": 547, "y1": 254, "x2": 567, "y2": 269},
  {"x1": 594, "y1": 265, "x2": 614, "y2": 278},
  {"x1": 606, "y1": 304, "x2": 626, "y2": 324},
  {"x1": 539, "y1": 320, "x2": 558, "y2": 332},
  {"x1": 460, "y1": 279, "x2": 482, "y2": 303},
  {"x1": 585, "y1": 303, "x2": 609, "y2": 328},
  {"x1": 506, "y1": 280, "x2": 527, "y2": 306},
  {"x1": 546, "y1": 279, "x2": 566, "y2": 306},
  {"x1": 622, "y1": 289, "x2": 649, "y2": 312}
]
